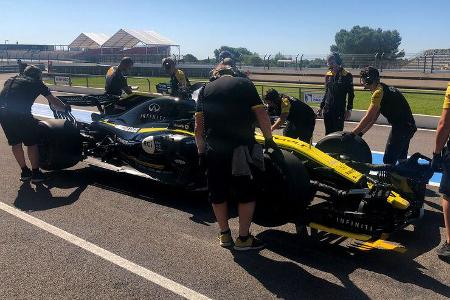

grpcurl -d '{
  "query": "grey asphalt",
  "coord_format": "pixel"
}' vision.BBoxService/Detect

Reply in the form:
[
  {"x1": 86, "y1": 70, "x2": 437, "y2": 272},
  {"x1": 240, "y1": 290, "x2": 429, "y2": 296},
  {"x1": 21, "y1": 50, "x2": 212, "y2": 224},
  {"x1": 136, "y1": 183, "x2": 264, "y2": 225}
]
[{"x1": 0, "y1": 74, "x2": 449, "y2": 299}]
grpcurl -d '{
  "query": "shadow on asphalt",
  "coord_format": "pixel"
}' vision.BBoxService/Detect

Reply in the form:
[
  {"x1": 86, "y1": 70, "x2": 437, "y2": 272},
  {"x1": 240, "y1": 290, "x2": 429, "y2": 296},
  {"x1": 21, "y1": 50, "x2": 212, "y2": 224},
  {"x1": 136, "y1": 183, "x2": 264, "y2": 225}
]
[
  {"x1": 235, "y1": 205, "x2": 449, "y2": 300},
  {"x1": 45, "y1": 166, "x2": 216, "y2": 225},
  {"x1": 12, "y1": 166, "x2": 448, "y2": 298},
  {"x1": 14, "y1": 169, "x2": 88, "y2": 212}
]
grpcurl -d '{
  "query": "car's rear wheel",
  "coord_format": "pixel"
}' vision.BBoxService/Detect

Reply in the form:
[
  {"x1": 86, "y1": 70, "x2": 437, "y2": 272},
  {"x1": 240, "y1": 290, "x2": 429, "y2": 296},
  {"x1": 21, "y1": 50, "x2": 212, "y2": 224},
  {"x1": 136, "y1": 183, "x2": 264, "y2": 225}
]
[
  {"x1": 252, "y1": 149, "x2": 314, "y2": 227},
  {"x1": 38, "y1": 119, "x2": 82, "y2": 170}
]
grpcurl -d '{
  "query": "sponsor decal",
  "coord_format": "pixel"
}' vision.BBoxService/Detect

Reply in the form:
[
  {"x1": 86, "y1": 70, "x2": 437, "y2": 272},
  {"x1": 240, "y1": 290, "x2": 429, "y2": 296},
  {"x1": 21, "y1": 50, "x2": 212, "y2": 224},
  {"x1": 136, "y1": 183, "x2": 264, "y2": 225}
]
[
  {"x1": 148, "y1": 103, "x2": 161, "y2": 112},
  {"x1": 174, "y1": 159, "x2": 186, "y2": 165},
  {"x1": 335, "y1": 216, "x2": 374, "y2": 232},
  {"x1": 114, "y1": 125, "x2": 139, "y2": 133},
  {"x1": 142, "y1": 136, "x2": 156, "y2": 154},
  {"x1": 140, "y1": 113, "x2": 166, "y2": 121}
]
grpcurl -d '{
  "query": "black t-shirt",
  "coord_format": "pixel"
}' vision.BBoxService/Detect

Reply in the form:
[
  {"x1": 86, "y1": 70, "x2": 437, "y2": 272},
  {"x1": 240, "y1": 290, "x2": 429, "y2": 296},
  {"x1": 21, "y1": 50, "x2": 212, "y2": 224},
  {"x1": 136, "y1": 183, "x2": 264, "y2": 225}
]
[
  {"x1": 371, "y1": 83, "x2": 416, "y2": 127},
  {"x1": 270, "y1": 95, "x2": 316, "y2": 129},
  {"x1": 105, "y1": 66, "x2": 127, "y2": 96},
  {"x1": 196, "y1": 76, "x2": 263, "y2": 150},
  {"x1": 0, "y1": 75, "x2": 51, "y2": 114}
]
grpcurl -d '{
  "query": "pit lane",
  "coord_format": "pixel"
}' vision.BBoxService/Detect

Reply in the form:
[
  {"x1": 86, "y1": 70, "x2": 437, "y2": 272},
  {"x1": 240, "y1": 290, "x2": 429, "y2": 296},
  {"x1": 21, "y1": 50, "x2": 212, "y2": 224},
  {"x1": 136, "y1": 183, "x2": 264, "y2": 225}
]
[{"x1": 0, "y1": 74, "x2": 449, "y2": 299}]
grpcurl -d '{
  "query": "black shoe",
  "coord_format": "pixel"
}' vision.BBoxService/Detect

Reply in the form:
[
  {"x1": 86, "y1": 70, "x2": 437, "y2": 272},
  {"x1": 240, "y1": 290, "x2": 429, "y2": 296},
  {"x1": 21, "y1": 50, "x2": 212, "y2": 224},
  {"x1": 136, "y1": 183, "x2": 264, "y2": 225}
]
[
  {"x1": 31, "y1": 170, "x2": 46, "y2": 183},
  {"x1": 437, "y1": 241, "x2": 450, "y2": 260},
  {"x1": 20, "y1": 168, "x2": 32, "y2": 181}
]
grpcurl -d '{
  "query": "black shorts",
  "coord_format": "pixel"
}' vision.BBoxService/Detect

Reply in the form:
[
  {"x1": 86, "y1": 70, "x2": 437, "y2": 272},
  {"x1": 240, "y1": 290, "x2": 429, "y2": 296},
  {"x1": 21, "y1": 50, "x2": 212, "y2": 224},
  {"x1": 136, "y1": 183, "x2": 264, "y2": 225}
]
[
  {"x1": 0, "y1": 112, "x2": 39, "y2": 146},
  {"x1": 206, "y1": 148, "x2": 256, "y2": 204},
  {"x1": 439, "y1": 154, "x2": 450, "y2": 197}
]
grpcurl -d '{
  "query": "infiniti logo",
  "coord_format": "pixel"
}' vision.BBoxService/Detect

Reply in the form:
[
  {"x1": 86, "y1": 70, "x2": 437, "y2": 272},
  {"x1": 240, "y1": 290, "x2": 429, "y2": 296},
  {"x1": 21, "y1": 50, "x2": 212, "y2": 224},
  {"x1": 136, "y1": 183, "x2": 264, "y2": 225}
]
[{"x1": 148, "y1": 103, "x2": 161, "y2": 112}]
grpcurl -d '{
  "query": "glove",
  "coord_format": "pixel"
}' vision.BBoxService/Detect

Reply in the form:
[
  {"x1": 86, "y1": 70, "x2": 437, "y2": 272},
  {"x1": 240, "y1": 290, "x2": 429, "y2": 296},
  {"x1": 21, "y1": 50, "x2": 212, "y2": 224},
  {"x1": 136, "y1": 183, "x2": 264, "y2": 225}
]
[
  {"x1": 357, "y1": 132, "x2": 364, "y2": 137},
  {"x1": 431, "y1": 152, "x2": 443, "y2": 172},
  {"x1": 264, "y1": 138, "x2": 280, "y2": 153},
  {"x1": 198, "y1": 153, "x2": 207, "y2": 171}
]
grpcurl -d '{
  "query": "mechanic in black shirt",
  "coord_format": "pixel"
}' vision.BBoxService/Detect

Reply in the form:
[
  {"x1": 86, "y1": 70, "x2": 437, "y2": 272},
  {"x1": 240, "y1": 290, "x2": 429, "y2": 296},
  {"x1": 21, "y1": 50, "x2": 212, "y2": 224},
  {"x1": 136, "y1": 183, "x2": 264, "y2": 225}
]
[
  {"x1": 194, "y1": 63, "x2": 276, "y2": 251},
  {"x1": 351, "y1": 66, "x2": 417, "y2": 164},
  {"x1": 0, "y1": 65, "x2": 68, "y2": 182},
  {"x1": 209, "y1": 51, "x2": 247, "y2": 81},
  {"x1": 105, "y1": 57, "x2": 134, "y2": 96},
  {"x1": 162, "y1": 57, "x2": 191, "y2": 98},
  {"x1": 263, "y1": 88, "x2": 316, "y2": 143},
  {"x1": 317, "y1": 53, "x2": 354, "y2": 135}
]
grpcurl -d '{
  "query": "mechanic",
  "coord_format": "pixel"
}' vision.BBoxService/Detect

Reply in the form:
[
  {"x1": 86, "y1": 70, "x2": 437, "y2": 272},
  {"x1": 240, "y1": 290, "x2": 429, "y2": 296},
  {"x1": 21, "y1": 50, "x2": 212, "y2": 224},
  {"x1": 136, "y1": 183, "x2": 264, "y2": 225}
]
[
  {"x1": 317, "y1": 52, "x2": 354, "y2": 135},
  {"x1": 209, "y1": 50, "x2": 247, "y2": 81},
  {"x1": 263, "y1": 88, "x2": 316, "y2": 143},
  {"x1": 351, "y1": 66, "x2": 417, "y2": 164},
  {"x1": 431, "y1": 81, "x2": 450, "y2": 261},
  {"x1": 0, "y1": 65, "x2": 68, "y2": 182},
  {"x1": 105, "y1": 57, "x2": 134, "y2": 96},
  {"x1": 17, "y1": 59, "x2": 27, "y2": 75},
  {"x1": 194, "y1": 64, "x2": 277, "y2": 251},
  {"x1": 162, "y1": 57, "x2": 191, "y2": 98}
]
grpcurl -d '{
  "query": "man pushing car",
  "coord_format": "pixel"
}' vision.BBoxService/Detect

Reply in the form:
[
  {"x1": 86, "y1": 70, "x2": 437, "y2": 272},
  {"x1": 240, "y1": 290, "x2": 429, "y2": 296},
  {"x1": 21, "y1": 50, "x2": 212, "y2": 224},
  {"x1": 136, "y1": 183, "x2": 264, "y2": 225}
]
[{"x1": 0, "y1": 65, "x2": 69, "y2": 182}]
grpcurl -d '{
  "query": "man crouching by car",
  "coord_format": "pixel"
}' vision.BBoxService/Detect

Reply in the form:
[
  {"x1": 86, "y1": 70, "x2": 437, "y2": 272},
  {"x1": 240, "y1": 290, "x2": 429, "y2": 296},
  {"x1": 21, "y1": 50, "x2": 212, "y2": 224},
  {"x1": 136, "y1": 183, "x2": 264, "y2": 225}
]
[
  {"x1": 194, "y1": 63, "x2": 278, "y2": 251},
  {"x1": 0, "y1": 65, "x2": 69, "y2": 183}
]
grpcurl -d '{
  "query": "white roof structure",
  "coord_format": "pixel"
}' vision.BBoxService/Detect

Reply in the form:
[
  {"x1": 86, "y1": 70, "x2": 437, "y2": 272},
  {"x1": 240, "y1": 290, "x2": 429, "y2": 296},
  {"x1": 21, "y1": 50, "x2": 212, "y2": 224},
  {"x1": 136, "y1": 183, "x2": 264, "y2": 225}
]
[
  {"x1": 69, "y1": 33, "x2": 110, "y2": 49},
  {"x1": 102, "y1": 29, "x2": 178, "y2": 48}
]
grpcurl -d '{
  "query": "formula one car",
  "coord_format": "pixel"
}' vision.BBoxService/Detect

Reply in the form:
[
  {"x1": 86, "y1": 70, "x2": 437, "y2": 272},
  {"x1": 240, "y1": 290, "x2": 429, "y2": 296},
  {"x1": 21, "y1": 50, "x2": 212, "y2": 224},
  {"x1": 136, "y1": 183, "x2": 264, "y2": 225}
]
[{"x1": 37, "y1": 92, "x2": 433, "y2": 252}]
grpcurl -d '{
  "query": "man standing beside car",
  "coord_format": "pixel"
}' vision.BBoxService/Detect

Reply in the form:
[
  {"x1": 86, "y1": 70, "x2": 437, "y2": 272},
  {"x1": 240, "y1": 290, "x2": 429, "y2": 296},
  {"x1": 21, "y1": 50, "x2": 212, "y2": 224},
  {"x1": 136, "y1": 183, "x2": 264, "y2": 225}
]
[
  {"x1": 351, "y1": 66, "x2": 416, "y2": 165},
  {"x1": 0, "y1": 65, "x2": 68, "y2": 182},
  {"x1": 317, "y1": 52, "x2": 354, "y2": 135},
  {"x1": 194, "y1": 64, "x2": 277, "y2": 251},
  {"x1": 105, "y1": 57, "x2": 134, "y2": 96},
  {"x1": 162, "y1": 57, "x2": 191, "y2": 98},
  {"x1": 431, "y1": 82, "x2": 450, "y2": 261}
]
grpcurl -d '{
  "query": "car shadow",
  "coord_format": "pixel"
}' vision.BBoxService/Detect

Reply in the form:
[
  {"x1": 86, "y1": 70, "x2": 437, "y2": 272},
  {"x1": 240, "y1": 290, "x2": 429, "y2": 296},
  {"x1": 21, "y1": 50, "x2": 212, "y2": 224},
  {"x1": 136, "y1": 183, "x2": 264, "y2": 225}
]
[
  {"x1": 250, "y1": 206, "x2": 449, "y2": 299},
  {"x1": 13, "y1": 169, "x2": 88, "y2": 212},
  {"x1": 78, "y1": 166, "x2": 217, "y2": 225}
]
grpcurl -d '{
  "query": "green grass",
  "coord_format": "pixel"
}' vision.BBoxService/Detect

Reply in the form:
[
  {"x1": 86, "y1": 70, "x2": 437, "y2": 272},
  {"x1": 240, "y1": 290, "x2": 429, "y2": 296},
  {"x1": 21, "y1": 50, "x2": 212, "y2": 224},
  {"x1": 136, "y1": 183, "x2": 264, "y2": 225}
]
[{"x1": 45, "y1": 76, "x2": 446, "y2": 116}]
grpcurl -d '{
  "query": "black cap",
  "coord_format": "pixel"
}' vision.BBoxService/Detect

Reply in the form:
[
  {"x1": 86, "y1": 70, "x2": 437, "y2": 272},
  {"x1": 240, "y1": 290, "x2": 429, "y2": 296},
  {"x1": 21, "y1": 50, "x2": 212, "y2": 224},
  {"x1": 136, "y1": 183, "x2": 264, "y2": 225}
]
[
  {"x1": 23, "y1": 65, "x2": 42, "y2": 80},
  {"x1": 264, "y1": 88, "x2": 280, "y2": 101},
  {"x1": 120, "y1": 57, "x2": 134, "y2": 66},
  {"x1": 360, "y1": 66, "x2": 380, "y2": 85},
  {"x1": 162, "y1": 57, "x2": 176, "y2": 68}
]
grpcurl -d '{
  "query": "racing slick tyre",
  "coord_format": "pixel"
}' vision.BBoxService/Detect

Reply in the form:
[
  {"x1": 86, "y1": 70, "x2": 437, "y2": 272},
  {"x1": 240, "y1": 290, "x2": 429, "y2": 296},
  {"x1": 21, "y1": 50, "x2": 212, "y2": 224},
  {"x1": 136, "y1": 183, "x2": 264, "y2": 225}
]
[
  {"x1": 38, "y1": 119, "x2": 82, "y2": 170},
  {"x1": 316, "y1": 131, "x2": 372, "y2": 172},
  {"x1": 252, "y1": 149, "x2": 314, "y2": 227}
]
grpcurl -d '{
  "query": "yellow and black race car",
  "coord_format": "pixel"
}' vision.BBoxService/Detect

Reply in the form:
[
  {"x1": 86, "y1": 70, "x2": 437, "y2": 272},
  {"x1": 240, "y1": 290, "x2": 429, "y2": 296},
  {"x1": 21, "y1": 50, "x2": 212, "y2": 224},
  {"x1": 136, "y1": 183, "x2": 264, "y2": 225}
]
[{"x1": 38, "y1": 92, "x2": 433, "y2": 253}]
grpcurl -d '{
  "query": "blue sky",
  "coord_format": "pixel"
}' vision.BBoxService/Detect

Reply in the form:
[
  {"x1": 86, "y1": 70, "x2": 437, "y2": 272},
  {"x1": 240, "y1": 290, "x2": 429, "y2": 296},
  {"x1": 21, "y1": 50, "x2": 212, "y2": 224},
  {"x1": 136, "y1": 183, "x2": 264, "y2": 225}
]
[{"x1": 0, "y1": 0, "x2": 449, "y2": 58}]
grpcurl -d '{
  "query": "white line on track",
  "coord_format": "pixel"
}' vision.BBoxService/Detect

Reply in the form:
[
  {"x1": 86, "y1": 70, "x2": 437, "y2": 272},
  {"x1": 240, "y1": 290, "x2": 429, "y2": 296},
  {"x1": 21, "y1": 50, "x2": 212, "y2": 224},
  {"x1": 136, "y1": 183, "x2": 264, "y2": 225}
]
[{"x1": 0, "y1": 202, "x2": 211, "y2": 300}]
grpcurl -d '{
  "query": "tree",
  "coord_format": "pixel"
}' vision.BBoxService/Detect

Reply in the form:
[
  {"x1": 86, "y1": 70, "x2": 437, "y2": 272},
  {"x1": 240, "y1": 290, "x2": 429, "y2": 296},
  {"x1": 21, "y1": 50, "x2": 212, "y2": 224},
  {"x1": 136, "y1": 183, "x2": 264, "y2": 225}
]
[
  {"x1": 213, "y1": 46, "x2": 253, "y2": 61},
  {"x1": 182, "y1": 53, "x2": 198, "y2": 63},
  {"x1": 331, "y1": 26, "x2": 403, "y2": 57}
]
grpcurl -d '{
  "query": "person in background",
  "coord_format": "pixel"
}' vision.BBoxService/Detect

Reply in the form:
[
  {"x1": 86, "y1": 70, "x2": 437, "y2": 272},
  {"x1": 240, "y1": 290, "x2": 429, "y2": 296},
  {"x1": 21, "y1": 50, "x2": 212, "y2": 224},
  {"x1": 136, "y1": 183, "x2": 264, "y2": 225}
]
[
  {"x1": 263, "y1": 88, "x2": 316, "y2": 143},
  {"x1": 105, "y1": 57, "x2": 134, "y2": 96},
  {"x1": 317, "y1": 52, "x2": 354, "y2": 134},
  {"x1": 431, "y1": 81, "x2": 450, "y2": 261},
  {"x1": 17, "y1": 59, "x2": 27, "y2": 75},
  {"x1": 209, "y1": 51, "x2": 247, "y2": 81},
  {"x1": 0, "y1": 65, "x2": 69, "y2": 182},
  {"x1": 351, "y1": 66, "x2": 416, "y2": 164},
  {"x1": 162, "y1": 57, "x2": 191, "y2": 98}
]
